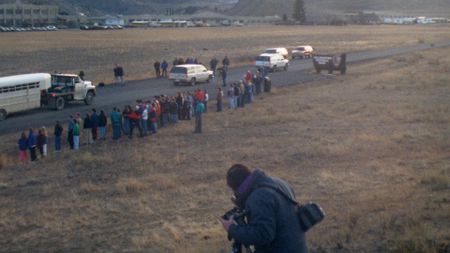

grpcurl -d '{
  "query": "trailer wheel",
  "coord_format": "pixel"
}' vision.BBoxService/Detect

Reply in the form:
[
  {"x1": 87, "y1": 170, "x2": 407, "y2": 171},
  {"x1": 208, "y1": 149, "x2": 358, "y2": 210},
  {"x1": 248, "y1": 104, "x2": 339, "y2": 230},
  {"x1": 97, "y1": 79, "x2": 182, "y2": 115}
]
[
  {"x1": 0, "y1": 109, "x2": 7, "y2": 121},
  {"x1": 55, "y1": 97, "x2": 65, "y2": 110},
  {"x1": 84, "y1": 91, "x2": 94, "y2": 105}
]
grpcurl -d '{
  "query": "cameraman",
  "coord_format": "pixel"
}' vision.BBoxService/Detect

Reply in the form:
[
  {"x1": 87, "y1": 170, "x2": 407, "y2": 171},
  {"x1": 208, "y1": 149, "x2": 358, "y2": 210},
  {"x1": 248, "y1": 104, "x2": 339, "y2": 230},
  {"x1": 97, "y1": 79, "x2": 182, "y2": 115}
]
[{"x1": 220, "y1": 164, "x2": 308, "y2": 253}]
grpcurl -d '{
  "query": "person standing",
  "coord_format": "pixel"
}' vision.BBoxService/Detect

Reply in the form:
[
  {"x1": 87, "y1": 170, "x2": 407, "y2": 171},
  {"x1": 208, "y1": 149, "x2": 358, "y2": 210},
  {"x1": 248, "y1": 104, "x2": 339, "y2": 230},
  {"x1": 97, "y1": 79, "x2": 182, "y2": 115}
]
[
  {"x1": 114, "y1": 64, "x2": 124, "y2": 85},
  {"x1": 54, "y1": 121, "x2": 63, "y2": 152},
  {"x1": 27, "y1": 129, "x2": 38, "y2": 161},
  {"x1": 83, "y1": 112, "x2": 93, "y2": 145},
  {"x1": 222, "y1": 56, "x2": 230, "y2": 72},
  {"x1": 161, "y1": 60, "x2": 169, "y2": 78},
  {"x1": 233, "y1": 82, "x2": 240, "y2": 109},
  {"x1": 221, "y1": 67, "x2": 227, "y2": 87},
  {"x1": 220, "y1": 164, "x2": 309, "y2": 253},
  {"x1": 169, "y1": 97, "x2": 179, "y2": 124},
  {"x1": 79, "y1": 70, "x2": 85, "y2": 81},
  {"x1": 98, "y1": 110, "x2": 107, "y2": 140},
  {"x1": 141, "y1": 104, "x2": 149, "y2": 136},
  {"x1": 149, "y1": 103, "x2": 158, "y2": 134},
  {"x1": 217, "y1": 87, "x2": 223, "y2": 112},
  {"x1": 73, "y1": 119, "x2": 80, "y2": 151},
  {"x1": 194, "y1": 99, "x2": 205, "y2": 134},
  {"x1": 227, "y1": 84, "x2": 235, "y2": 110},
  {"x1": 210, "y1": 57, "x2": 218, "y2": 75},
  {"x1": 154, "y1": 61, "x2": 161, "y2": 78},
  {"x1": 37, "y1": 127, "x2": 48, "y2": 159},
  {"x1": 18, "y1": 132, "x2": 28, "y2": 164},
  {"x1": 67, "y1": 115, "x2": 74, "y2": 149},
  {"x1": 128, "y1": 107, "x2": 143, "y2": 139},
  {"x1": 203, "y1": 89, "x2": 209, "y2": 113},
  {"x1": 110, "y1": 107, "x2": 122, "y2": 140},
  {"x1": 91, "y1": 109, "x2": 99, "y2": 142}
]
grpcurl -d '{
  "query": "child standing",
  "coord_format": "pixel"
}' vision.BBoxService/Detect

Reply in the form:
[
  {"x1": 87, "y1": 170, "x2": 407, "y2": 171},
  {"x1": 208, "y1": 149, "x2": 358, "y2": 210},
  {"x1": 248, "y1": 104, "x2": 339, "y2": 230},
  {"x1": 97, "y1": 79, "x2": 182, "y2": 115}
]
[{"x1": 18, "y1": 132, "x2": 28, "y2": 164}]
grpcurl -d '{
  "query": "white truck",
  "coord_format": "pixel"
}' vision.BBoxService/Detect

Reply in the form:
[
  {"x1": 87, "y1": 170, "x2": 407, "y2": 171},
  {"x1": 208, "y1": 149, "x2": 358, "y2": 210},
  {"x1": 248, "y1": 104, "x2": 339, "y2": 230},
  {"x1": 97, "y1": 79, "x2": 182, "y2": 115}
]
[
  {"x1": 0, "y1": 73, "x2": 96, "y2": 120},
  {"x1": 255, "y1": 53, "x2": 289, "y2": 72}
]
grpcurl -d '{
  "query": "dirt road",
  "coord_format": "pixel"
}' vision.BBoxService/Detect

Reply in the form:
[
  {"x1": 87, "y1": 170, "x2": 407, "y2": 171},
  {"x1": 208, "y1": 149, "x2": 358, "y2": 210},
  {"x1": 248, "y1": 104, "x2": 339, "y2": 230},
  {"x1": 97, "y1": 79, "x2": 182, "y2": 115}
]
[{"x1": 1, "y1": 40, "x2": 449, "y2": 135}]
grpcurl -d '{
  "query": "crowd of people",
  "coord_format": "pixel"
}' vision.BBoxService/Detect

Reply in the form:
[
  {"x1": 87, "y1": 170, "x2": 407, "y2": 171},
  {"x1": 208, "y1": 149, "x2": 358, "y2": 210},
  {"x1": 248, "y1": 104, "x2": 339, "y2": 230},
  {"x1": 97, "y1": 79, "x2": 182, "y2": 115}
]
[
  {"x1": 17, "y1": 58, "x2": 271, "y2": 163},
  {"x1": 112, "y1": 56, "x2": 232, "y2": 84}
]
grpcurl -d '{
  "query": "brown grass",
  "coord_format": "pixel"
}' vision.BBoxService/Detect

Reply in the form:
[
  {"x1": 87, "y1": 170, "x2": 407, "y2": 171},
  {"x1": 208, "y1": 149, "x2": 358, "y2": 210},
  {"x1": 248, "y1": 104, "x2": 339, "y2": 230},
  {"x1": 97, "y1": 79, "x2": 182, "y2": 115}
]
[
  {"x1": 0, "y1": 25, "x2": 450, "y2": 84},
  {"x1": 0, "y1": 30, "x2": 450, "y2": 252}
]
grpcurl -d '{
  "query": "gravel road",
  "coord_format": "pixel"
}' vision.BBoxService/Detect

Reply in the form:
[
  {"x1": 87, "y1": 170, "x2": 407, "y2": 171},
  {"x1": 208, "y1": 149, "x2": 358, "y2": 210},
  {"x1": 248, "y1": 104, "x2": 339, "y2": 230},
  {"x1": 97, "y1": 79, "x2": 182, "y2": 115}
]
[{"x1": 1, "y1": 40, "x2": 449, "y2": 135}]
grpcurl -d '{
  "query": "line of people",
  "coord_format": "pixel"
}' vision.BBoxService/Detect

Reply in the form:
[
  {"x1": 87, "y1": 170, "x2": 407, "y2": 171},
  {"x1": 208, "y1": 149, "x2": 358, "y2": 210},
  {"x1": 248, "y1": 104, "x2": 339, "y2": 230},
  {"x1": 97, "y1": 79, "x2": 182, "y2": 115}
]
[{"x1": 17, "y1": 68, "x2": 270, "y2": 163}]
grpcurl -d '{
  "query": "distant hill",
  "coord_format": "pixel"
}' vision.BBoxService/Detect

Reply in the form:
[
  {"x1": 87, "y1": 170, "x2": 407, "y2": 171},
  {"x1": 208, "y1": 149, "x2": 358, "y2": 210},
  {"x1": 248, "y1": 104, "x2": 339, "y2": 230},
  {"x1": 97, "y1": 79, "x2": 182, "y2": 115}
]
[
  {"x1": 0, "y1": 0, "x2": 237, "y2": 15},
  {"x1": 1, "y1": 0, "x2": 449, "y2": 17},
  {"x1": 229, "y1": 0, "x2": 450, "y2": 18}
]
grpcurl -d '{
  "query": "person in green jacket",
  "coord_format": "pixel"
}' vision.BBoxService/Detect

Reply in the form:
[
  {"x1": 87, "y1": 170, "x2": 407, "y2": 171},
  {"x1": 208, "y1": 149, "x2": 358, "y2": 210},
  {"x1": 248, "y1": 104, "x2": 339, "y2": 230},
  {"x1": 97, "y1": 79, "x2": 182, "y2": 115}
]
[
  {"x1": 194, "y1": 99, "x2": 205, "y2": 133},
  {"x1": 72, "y1": 119, "x2": 80, "y2": 150}
]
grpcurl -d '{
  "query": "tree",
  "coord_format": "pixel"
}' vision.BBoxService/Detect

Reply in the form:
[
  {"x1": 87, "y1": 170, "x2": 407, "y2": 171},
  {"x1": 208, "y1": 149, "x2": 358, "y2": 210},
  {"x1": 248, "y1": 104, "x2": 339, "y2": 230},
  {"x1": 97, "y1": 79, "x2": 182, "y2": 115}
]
[{"x1": 292, "y1": 0, "x2": 306, "y2": 24}]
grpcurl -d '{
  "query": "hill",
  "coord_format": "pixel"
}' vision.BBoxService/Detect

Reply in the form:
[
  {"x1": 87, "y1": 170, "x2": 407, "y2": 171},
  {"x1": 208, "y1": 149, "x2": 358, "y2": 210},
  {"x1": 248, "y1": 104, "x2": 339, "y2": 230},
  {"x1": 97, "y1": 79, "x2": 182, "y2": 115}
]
[
  {"x1": 0, "y1": 0, "x2": 237, "y2": 15},
  {"x1": 229, "y1": 0, "x2": 450, "y2": 18}
]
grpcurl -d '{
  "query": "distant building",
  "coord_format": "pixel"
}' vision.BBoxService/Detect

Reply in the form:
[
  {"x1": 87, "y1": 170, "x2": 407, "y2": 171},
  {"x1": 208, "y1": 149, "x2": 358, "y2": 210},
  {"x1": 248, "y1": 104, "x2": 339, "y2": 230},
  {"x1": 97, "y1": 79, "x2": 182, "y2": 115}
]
[
  {"x1": 88, "y1": 15, "x2": 125, "y2": 26},
  {"x1": 0, "y1": 3, "x2": 58, "y2": 27}
]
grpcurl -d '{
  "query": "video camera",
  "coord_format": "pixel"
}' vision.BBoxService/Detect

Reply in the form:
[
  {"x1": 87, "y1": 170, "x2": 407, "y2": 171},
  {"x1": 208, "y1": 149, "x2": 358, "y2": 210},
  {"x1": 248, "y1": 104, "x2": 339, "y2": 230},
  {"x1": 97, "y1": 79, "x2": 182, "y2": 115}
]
[{"x1": 222, "y1": 207, "x2": 254, "y2": 253}]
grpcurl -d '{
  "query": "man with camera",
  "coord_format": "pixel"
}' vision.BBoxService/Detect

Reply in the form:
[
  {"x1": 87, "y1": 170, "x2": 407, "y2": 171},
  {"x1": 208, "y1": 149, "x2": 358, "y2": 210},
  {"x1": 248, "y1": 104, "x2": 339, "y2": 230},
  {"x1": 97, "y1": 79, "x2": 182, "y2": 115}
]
[{"x1": 220, "y1": 164, "x2": 309, "y2": 253}]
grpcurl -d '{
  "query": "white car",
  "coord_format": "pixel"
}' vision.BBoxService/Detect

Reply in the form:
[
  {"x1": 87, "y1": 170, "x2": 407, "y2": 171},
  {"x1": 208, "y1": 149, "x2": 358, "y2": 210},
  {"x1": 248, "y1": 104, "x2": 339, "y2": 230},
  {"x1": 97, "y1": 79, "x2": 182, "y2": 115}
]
[
  {"x1": 292, "y1": 45, "x2": 314, "y2": 59},
  {"x1": 169, "y1": 64, "x2": 214, "y2": 86},
  {"x1": 264, "y1": 47, "x2": 289, "y2": 59},
  {"x1": 255, "y1": 53, "x2": 289, "y2": 72}
]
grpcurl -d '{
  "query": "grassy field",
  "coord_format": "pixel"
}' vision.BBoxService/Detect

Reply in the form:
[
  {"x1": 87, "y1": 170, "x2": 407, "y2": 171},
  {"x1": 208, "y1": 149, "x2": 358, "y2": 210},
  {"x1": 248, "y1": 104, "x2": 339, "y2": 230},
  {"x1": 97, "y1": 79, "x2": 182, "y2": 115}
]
[
  {"x1": 1, "y1": 25, "x2": 450, "y2": 84},
  {"x1": 0, "y1": 36, "x2": 449, "y2": 252}
]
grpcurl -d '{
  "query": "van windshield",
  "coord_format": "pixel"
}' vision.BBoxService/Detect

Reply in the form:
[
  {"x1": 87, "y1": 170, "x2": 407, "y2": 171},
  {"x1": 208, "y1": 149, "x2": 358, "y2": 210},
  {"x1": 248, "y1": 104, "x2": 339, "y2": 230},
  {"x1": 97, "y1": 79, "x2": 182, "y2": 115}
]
[
  {"x1": 296, "y1": 47, "x2": 305, "y2": 51},
  {"x1": 170, "y1": 67, "x2": 187, "y2": 74},
  {"x1": 265, "y1": 49, "x2": 277, "y2": 54},
  {"x1": 255, "y1": 56, "x2": 270, "y2": 62}
]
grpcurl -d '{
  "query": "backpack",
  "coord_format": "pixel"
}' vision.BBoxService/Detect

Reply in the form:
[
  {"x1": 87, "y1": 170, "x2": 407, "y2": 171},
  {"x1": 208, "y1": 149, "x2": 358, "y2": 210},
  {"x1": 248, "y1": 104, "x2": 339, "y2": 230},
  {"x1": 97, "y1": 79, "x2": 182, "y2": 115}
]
[{"x1": 258, "y1": 184, "x2": 325, "y2": 232}]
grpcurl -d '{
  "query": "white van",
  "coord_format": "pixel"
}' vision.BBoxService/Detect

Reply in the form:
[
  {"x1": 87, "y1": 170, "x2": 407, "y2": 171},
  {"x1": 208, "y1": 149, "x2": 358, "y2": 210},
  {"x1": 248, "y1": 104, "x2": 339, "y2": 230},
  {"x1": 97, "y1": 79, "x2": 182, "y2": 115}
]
[
  {"x1": 169, "y1": 64, "x2": 214, "y2": 85},
  {"x1": 292, "y1": 45, "x2": 314, "y2": 59},
  {"x1": 0, "y1": 73, "x2": 51, "y2": 120},
  {"x1": 264, "y1": 47, "x2": 289, "y2": 59},
  {"x1": 255, "y1": 53, "x2": 289, "y2": 72}
]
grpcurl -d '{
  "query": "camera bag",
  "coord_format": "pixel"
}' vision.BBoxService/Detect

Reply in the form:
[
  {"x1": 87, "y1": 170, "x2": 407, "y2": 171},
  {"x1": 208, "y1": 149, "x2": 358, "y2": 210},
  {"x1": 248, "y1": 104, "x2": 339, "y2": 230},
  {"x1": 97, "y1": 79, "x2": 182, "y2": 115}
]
[{"x1": 258, "y1": 184, "x2": 325, "y2": 232}]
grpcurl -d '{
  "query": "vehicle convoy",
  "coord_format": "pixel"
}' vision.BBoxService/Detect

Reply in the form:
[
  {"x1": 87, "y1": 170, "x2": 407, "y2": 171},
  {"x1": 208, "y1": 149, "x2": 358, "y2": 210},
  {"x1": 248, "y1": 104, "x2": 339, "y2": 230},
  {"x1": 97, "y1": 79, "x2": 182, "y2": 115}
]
[
  {"x1": 169, "y1": 64, "x2": 214, "y2": 86},
  {"x1": 291, "y1": 45, "x2": 314, "y2": 59},
  {"x1": 313, "y1": 53, "x2": 347, "y2": 75},
  {"x1": 0, "y1": 73, "x2": 95, "y2": 120},
  {"x1": 255, "y1": 53, "x2": 289, "y2": 72},
  {"x1": 264, "y1": 47, "x2": 289, "y2": 59}
]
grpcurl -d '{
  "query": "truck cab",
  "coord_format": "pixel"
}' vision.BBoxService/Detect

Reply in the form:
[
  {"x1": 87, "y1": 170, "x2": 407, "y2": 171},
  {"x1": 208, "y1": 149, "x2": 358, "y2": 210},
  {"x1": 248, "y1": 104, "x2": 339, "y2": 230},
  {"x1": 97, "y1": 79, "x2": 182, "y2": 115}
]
[{"x1": 42, "y1": 74, "x2": 96, "y2": 110}]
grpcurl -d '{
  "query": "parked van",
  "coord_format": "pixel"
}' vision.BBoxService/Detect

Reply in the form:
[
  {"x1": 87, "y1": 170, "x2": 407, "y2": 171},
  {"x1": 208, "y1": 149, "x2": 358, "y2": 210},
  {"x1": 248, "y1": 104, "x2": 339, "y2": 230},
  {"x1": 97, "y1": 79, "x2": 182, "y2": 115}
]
[
  {"x1": 264, "y1": 47, "x2": 289, "y2": 59},
  {"x1": 169, "y1": 64, "x2": 214, "y2": 85},
  {"x1": 0, "y1": 73, "x2": 51, "y2": 120},
  {"x1": 255, "y1": 53, "x2": 289, "y2": 72},
  {"x1": 292, "y1": 45, "x2": 314, "y2": 59}
]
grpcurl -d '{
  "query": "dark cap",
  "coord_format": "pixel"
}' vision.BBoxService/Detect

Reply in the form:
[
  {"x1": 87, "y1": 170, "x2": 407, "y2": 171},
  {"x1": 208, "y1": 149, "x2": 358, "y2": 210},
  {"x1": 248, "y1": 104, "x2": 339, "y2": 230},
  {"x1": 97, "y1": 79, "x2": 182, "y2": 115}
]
[{"x1": 226, "y1": 164, "x2": 251, "y2": 190}]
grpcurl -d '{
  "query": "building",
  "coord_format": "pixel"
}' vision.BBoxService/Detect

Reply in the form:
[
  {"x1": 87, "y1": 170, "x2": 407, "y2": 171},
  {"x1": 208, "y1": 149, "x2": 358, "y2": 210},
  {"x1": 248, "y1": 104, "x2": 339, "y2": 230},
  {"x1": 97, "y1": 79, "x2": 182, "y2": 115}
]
[{"x1": 0, "y1": 3, "x2": 58, "y2": 27}]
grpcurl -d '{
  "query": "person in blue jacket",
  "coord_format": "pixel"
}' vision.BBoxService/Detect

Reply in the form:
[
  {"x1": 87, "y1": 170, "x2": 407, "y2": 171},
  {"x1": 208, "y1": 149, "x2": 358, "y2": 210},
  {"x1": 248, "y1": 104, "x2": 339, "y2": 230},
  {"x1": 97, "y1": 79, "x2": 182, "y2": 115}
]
[
  {"x1": 221, "y1": 164, "x2": 309, "y2": 253},
  {"x1": 18, "y1": 132, "x2": 28, "y2": 164},
  {"x1": 27, "y1": 128, "x2": 38, "y2": 161}
]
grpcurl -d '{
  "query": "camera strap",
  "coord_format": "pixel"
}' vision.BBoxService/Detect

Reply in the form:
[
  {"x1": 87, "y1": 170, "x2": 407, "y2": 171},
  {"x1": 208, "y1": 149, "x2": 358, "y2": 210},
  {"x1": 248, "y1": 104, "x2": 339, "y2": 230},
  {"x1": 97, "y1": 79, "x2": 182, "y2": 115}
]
[{"x1": 257, "y1": 184, "x2": 299, "y2": 206}]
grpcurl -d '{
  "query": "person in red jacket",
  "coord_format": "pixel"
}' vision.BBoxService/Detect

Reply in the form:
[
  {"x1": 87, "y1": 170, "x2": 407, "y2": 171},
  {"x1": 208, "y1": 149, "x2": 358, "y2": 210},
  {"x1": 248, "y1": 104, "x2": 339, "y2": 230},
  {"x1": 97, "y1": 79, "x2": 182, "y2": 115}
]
[
  {"x1": 127, "y1": 107, "x2": 143, "y2": 139},
  {"x1": 195, "y1": 89, "x2": 205, "y2": 102}
]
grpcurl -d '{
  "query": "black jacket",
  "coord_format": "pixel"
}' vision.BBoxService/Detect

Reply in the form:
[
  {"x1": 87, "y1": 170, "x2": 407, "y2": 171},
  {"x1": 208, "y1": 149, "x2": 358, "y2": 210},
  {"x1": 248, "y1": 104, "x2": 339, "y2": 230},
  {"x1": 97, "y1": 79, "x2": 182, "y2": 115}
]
[{"x1": 228, "y1": 169, "x2": 308, "y2": 253}]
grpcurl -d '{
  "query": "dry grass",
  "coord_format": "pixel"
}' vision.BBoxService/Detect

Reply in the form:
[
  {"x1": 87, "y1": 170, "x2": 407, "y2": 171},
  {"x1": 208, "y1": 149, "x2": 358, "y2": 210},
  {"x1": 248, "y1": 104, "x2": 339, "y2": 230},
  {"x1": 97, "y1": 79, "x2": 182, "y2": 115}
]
[
  {"x1": 0, "y1": 25, "x2": 450, "y2": 84},
  {"x1": 0, "y1": 31, "x2": 450, "y2": 252}
]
